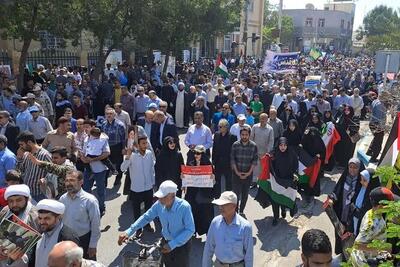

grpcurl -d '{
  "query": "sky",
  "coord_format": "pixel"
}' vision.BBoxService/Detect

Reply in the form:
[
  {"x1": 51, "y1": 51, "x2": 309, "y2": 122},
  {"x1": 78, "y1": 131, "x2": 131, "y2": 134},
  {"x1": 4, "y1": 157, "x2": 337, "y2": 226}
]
[{"x1": 270, "y1": 0, "x2": 400, "y2": 30}]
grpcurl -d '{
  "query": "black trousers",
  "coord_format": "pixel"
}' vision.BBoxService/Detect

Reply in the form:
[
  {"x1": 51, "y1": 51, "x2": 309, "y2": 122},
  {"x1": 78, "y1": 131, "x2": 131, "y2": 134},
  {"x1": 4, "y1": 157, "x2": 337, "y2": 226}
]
[
  {"x1": 232, "y1": 175, "x2": 251, "y2": 213},
  {"x1": 109, "y1": 143, "x2": 124, "y2": 182},
  {"x1": 161, "y1": 239, "x2": 191, "y2": 267},
  {"x1": 367, "y1": 122, "x2": 384, "y2": 160},
  {"x1": 79, "y1": 231, "x2": 96, "y2": 260},
  {"x1": 130, "y1": 189, "x2": 153, "y2": 222},
  {"x1": 214, "y1": 165, "x2": 232, "y2": 197},
  {"x1": 271, "y1": 201, "x2": 285, "y2": 220}
]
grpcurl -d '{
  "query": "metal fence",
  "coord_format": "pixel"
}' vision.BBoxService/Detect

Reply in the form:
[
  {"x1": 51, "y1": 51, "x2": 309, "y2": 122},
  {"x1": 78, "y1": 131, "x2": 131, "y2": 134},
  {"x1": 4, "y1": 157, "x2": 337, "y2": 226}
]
[
  {"x1": 26, "y1": 50, "x2": 80, "y2": 67},
  {"x1": 0, "y1": 50, "x2": 12, "y2": 66},
  {"x1": 88, "y1": 51, "x2": 100, "y2": 67}
]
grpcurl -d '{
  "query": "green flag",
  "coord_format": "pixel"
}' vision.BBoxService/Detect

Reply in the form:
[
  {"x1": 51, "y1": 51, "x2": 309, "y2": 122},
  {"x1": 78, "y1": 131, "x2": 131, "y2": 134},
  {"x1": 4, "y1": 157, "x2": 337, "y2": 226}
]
[{"x1": 309, "y1": 48, "x2": 322, "y2": 61}]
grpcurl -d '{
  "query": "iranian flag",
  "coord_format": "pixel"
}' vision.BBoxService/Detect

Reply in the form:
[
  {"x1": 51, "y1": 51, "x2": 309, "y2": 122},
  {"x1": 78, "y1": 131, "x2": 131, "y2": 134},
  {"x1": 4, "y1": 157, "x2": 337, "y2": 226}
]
[
  {"x1": 257, "y1": 155, "x2": 296, "y2": 209},
  {"x1": 321, "y1": 122, "x2": 341, "y2": 164},
  {"x1": 215, "y1": 54, "x2": 229, "y2": 78}
]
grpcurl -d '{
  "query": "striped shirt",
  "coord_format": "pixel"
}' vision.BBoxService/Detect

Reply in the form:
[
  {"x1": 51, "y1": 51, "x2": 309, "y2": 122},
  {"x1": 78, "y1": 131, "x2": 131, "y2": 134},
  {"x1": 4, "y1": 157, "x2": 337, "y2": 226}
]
[{"x1": 17, "y1": 148, "x2": 51, "y2": 196}]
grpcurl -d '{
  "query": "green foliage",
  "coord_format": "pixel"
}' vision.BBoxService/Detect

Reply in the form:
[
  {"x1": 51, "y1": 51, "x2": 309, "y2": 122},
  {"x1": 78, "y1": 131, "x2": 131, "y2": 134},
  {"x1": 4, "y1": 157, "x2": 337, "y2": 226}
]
[
  {"x1": 360, "y1": 5, "x2": 400, "y2": 52},
  {"x1": 135, "y1": 0, "x2": 242, "y2": 55},
  {"x1": 374, "y1": 165, "x2": 400, "y2": 189},
  {"x1": 262, "y1": 0, "x2": 293, "y2": 46},
  {"x1": 0, "y1": 0, "x2": 79, "y2": 41}
]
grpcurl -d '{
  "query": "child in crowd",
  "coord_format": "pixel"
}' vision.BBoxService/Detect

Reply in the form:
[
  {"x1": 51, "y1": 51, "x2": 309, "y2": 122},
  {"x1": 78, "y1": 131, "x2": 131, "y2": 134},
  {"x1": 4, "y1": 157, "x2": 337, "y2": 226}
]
[{"x1": 85, "y1": 127, "x2": 115, "y2": 172}]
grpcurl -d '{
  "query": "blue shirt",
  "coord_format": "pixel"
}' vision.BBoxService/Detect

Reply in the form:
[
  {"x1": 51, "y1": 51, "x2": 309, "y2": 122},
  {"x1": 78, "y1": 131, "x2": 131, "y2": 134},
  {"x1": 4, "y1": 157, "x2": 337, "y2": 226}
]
[
  {"x1": 334, "y1": 95, "x2": 351, "y2": 110},
  {"x1": 370, "y1": 99, "x2": 386, "y2": 124},
  {"x1": 0, "y1": 148, "x2": 16, "y2": 187},
  {"x1": 101, "y1": 119, "x2": 126, "y2": 146},
  {"x1": 125, "y1": 197, "x2": 195, "y2": 250},
  {"x1": 135, "y1": 95, "x2": 151, "y2": 114},
  {"x1": 184, "y1": 124, "x2": 213, "y2": 149},
  {"x1": 212, "y1": 112, "x2": 236, "y2": 132},
  {"x1": 202, "y1": 214, "x2": 253, "y2": 267},
  {"x1": 232, "y1": 103, "x2": 247, "y2": 116},
  {"x1": 16, "y1": 110, "x2": 32, "y2": 132}
]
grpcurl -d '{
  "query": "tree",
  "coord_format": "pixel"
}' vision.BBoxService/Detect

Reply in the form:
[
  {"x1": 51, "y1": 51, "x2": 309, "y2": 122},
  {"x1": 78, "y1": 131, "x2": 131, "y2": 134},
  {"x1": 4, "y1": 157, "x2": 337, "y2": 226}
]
[
  {"x1": 0, "y1": 0, "x2": 79, "y2": 89},
  {"x1": 136, "y1": 0, "x2": 242, "y2": 74},
  {"x1": 360, "y1": 5, "x2": 400, "y2": 52},
  {"x1": 75, "y1": 0, "x2": 146, "y2": 81},
  {"x1": 262, "y1": 0, "x2": 294, "y2": 48}
]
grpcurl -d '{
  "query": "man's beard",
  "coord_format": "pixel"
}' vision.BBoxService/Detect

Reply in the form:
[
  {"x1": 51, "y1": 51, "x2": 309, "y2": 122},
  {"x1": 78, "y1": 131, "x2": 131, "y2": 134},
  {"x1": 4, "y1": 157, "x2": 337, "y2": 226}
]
[
  {"x1": 11, "y1": 201, "x2": 28, "y2": 216},
  {"x1": 66, "y1": 186, "x2": 80, "y2": 194}
]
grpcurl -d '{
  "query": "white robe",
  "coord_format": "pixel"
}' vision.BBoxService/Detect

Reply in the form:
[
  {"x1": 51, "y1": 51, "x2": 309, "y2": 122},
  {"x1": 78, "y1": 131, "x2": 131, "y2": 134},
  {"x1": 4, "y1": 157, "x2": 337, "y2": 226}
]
[{"x1": 175, "y1": 91, "x2": 185, "y2": 128}]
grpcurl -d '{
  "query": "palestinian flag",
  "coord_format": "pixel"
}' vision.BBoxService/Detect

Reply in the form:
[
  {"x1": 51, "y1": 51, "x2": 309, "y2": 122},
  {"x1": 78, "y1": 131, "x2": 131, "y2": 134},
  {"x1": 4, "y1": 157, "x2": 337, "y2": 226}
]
[
  {"x1": 298, "y1": 148, "x2": 322, "y2": 188},
  {"x1": 309, "y1": 48, "x2": 322, "y2": 61},
  {"x1": 215, "y1": 54, "x2": 229, "y2": 78},
  {"x1": 321, "y1": 122, "x2": 341, "y2": 164},
  {"x1": 257, "y1": 155, "x2": 296, "y2": 209}
]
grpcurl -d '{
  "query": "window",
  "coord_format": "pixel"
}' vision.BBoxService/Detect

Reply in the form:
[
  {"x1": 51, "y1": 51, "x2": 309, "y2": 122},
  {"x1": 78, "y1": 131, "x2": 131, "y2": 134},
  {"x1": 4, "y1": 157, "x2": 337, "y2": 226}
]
[
  {"x1": 347, "y1": 21, "x2": 350, "y2": 30},
  {"x1": 341, "y1": 19, "x2": 345, "y2": 28},
  {"x1": 223, "y1": 35, "x2": 232, "y2": 52},
  {"x1": 247, "y1": 0, "x2": 254, "y2": 12},
  {"x1": 318, "y1": 18, "x2": 325, "y2": 27},
  {"x1": 305, "y1": 18, "x2": 313, "y2": 27}
]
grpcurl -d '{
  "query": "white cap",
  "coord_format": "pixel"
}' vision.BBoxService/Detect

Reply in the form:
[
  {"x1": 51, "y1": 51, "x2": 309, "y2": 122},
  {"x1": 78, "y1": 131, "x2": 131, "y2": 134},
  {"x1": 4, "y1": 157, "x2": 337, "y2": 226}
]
[
  {"x1": 37, "y1": 199, "x2": 65, "y2": 215},
  {"x1": 237, "y1": 114, "x2": 246, "y2": 121},
  {"x1": 154, "y1": 180, "x2": 178, "y2": 198},
  {"x1": 5, "y1": 184, "x2": 30, "y2": 199},
  {"x1": 212, "y1": 191, "x2": 237, "y2": 206}
]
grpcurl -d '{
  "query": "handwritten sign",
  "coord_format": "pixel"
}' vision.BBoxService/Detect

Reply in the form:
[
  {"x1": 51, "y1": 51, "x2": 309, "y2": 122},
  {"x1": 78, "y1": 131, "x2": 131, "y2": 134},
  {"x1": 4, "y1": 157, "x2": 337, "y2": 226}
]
[{"x1": 181, "y1": 165, "x2": 214, "y2": 188}]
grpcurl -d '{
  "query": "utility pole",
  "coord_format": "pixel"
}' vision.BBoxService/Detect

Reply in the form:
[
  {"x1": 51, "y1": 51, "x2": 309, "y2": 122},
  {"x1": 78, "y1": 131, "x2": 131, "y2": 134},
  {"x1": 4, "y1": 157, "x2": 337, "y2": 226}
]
[{"x1": 278, "y1": 0, "x2": 283, "y2": 43}]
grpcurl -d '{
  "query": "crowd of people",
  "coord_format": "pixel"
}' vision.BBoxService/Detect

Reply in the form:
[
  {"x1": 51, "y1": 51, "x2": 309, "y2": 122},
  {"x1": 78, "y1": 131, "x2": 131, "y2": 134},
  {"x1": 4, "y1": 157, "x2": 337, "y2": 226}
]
[{"x1": 0, "y1": 52, "x2": 398, "y2": 267}]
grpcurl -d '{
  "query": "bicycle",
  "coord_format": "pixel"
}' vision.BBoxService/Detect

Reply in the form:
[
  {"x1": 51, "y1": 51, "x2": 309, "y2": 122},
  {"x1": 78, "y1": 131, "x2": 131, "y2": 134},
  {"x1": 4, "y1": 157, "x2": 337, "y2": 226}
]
[{"x1": 121, "y1": 238, "x2": 163, "y2": 267}]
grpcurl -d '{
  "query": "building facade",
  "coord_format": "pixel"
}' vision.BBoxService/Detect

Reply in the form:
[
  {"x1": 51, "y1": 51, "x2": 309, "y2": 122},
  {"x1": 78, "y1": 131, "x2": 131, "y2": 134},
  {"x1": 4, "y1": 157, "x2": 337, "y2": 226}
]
[
  {"x1": 193, "y1": 0, "x2": 265, "y2": 60},
  {"x1": 283, "y1": 2, "x2": 354, "y2": 52}
]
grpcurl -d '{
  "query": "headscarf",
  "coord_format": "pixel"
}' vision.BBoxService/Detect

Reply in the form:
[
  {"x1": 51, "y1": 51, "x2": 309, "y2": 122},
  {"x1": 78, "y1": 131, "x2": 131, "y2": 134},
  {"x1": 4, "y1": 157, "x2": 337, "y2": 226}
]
[{"x1": 355, "y1": 169, "x2": 371, "y2": 208}]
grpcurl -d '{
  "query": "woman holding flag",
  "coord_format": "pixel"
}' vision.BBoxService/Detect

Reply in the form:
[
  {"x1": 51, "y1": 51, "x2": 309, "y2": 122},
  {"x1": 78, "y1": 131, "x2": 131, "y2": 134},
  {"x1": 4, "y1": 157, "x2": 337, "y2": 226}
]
[{"x1": 270, "y1": 137, "x2": 298, "y2": 226}]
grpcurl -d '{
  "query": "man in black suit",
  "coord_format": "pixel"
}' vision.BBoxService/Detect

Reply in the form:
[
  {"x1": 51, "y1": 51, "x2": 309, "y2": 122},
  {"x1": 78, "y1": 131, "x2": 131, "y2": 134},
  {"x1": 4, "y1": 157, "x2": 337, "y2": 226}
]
[
  {"x1": 212, "y1": 118, "x2": 237, "y2": 197},
  {"x1": 0, "y1": 110, "x2": 20, "y2": 154},
  {"x1": 137, "y1": 110, "x2": 154, "y2": 139},
  {"x1": 151, "y1": 110, "x2": 178, "y2": 154}
]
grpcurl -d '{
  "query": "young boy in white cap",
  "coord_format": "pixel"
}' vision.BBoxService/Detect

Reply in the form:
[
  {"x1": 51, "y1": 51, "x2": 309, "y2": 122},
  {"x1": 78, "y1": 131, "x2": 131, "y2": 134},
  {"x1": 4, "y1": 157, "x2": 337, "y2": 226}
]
[
  {"x1": 118, "y1": 180, "x2": 195, "y2": 267},
  {"x1": 202, "y1": 191, "x2": 253, "y2": 267}
]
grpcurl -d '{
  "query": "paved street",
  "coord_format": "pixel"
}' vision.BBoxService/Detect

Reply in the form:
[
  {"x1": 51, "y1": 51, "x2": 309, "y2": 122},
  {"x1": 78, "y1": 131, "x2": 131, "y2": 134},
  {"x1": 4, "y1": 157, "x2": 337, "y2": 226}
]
[{"x1": 96, "y1": 122, "x2": 377, "y2": 267}]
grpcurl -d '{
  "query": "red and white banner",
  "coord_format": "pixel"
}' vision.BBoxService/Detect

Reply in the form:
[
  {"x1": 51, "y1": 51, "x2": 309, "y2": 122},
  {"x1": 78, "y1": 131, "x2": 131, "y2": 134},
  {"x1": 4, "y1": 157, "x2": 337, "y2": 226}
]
[{"x1": 181, "y1": 165, "x2": 213, "y2": 188}]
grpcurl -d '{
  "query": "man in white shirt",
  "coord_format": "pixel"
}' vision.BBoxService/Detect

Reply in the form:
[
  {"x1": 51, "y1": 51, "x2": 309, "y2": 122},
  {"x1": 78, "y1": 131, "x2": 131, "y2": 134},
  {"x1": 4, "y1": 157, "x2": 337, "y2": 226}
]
[
  {"x1": 230, "y1": 114, "x2": 250, "y2": 140},
  {"x1": 28, "y1": 105, "x2": 53, "y2": 144},
  {"x1": 350, "y1": 88, "x2": 364, "y2": 118},
  {"x1": 121, "y1": 136, "x2": 155, "y2": 237},
  {"x1": 271, "y1": 87, "x2": 286, "y2": 109},
  {"x1": 114, "y1": 102, "x2": 131, "y2": 133}
]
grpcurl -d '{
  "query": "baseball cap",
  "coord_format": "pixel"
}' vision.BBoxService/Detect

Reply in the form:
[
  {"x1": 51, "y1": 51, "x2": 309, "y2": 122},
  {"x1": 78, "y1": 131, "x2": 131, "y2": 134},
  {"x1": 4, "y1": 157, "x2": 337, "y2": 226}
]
[
  {"x1": 154, "y1": 180, "x2": 178, "y2": 198},
  {"x1": 237, "y1": 114, "x2": 246, "y2": 121},
  {"x1": 212, "y1": 191, "x2": 237, "y2": 206},
  {"x1": 148, "y1": 103, "x2": 158, "y2": 110},
  {"x1": 29, "y1": 106, "x2": 40, "y2": 113},
  {"x1": 369, "y1": 187, "x2": 400, "y2": 206}
]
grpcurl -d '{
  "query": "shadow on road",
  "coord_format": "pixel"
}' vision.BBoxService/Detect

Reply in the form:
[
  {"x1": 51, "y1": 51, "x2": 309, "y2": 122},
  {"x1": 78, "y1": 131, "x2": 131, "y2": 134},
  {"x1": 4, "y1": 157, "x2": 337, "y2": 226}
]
[
  {"x1": 117, "y1": 200, "x2": 133, "y2": 232},
  {"x1": 254, "y1": 216, "x2": 300, "y2": 256}
]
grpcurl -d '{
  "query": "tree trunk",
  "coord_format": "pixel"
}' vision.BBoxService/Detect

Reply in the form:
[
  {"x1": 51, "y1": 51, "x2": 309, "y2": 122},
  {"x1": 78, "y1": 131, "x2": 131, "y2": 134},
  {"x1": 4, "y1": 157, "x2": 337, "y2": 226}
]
[
  {"x1": 17, "y1": 39, "x2": 32, "y2": 92},
  {"x1": 17, "y1": 4, "x2": 38, "y2": 92},
  {"x1": 92, "y1": 39, "x2": 114, "y2": 82}
]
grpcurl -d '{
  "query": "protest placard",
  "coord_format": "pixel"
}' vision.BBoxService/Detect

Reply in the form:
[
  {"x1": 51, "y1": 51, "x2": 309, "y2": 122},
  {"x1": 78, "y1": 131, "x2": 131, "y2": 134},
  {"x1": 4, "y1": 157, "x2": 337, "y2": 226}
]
[{"x1": 181, "y1": 165, "x2": 213, "y2": 188}]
